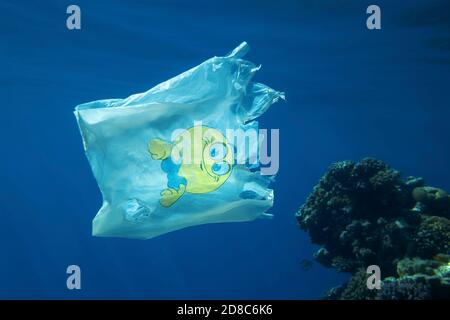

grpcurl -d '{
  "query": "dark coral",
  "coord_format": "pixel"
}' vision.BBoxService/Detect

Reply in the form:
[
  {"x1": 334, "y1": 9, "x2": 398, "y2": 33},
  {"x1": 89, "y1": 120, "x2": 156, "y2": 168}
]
[
  {"x1": 413, "y1": 216, "x2": 450, "y2": 258},
  {"x1": 297, "y1": 158, "x2": 419, "y2": 275},
  {"x1": 376, "y1": 277, "x2": 432, "y2": 300},
  {"x1": 412, "y1": 187, "x2": 450, "y2": 218},
  {"x1": 378, "y1": 255, "x2": 450, "y2": 300},
  {"x1": 396, "y1": 257, "x2": 441, "y2": 277},
  {"x1": 297, "y1": 157, "x2": 450, "y2": 300},
  {"x1": 338, "y1": 268, "x2": 377, "y2": 300}
]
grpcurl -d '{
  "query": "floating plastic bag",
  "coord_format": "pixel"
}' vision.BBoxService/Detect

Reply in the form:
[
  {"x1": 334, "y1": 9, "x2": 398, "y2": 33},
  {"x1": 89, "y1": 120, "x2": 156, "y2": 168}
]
[{"x1": 74, "y1": 42, "x2": 284, "y2": 239}]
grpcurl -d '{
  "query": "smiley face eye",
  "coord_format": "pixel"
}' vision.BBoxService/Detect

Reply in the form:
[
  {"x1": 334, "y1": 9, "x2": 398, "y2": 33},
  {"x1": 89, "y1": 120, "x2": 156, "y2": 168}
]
[
  {"x1": 209, "y1": 143, "x2": 227, "y2": 160},
  {"x1": 212, "y1": 161, "x2": 230, "y2": 176}
]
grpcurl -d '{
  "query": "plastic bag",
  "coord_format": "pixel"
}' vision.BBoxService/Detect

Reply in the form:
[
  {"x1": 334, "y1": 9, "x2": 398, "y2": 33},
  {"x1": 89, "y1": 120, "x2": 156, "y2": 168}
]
[{"x1": 74, "y1": 42, "x2": 284, "y2": 239}]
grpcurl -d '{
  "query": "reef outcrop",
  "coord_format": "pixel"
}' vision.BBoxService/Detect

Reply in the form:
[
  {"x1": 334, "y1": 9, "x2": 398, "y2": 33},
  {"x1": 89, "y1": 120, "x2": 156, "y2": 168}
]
[{"x1": 297, "y1": 158, "x2": 450, "y2": 300}]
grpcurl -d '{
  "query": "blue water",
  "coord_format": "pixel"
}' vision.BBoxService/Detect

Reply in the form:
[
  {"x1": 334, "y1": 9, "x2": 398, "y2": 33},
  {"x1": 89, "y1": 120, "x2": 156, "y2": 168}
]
[{"x1": 0, "y1": 0, "x2": 449, "y2": 299}]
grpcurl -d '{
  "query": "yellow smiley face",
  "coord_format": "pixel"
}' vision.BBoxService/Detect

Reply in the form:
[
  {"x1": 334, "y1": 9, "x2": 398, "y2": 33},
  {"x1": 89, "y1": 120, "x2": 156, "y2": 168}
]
[{"x1": 175, "y1": 126, "x2": 233, "y2": 194}]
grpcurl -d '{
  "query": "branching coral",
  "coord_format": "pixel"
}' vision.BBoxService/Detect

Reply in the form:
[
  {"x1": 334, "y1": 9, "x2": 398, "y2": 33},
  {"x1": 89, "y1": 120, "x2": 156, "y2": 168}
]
[
  {"x1": 297, "y1": 158, "x2": 419, "y2": 275},
  {"x1": 379, "y1": 255, "x2": 450, "y2": 299},
  {"x1": 339, "y1": 268, "x2": 377, "y2": 300},
  {"x1": 297, "y1": 157, "x2": 450, "y2": 300},
  {"x1": 412, "y1": 187, "x2": 450, "y2": 218},
  {"x1": 376, "y1": 277, "x2": 432, "y2": 300},
  {"x1": 413, "y1": 216, "x2": 450, "y2": 258}
]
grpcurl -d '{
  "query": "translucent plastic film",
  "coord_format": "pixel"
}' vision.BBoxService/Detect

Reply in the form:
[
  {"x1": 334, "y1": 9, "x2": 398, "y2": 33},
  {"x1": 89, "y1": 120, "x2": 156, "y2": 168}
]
[{"x1": 74, "y1": 42, "x2": 284, "y2": 239}]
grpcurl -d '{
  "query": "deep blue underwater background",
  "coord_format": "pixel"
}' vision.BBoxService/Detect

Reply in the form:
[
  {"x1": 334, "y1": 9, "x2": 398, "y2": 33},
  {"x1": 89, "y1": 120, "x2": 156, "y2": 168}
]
[{"x1": 0, "y1": 0, "x2": 449, "y2": 299}]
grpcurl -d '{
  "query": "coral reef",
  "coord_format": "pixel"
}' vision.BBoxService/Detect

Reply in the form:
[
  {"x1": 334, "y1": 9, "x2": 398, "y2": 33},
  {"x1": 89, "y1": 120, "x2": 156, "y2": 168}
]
[
  {"x1": 412, "y1": 187, "x2": 450, "y2": 218},
  {"x1": 338, "y1": 268, "x2": 377, "y2": 300},
  {"x1": 378, "y1": 255, "x2": 450, "y2": 299},
  {"x1": 297, "y1": 157, "x2": 450, "y2": 300},
  {"x1": 376, "y1": 277, "x2": 432, "y2": 300},
  {"x1": 413, "y1": 216, "x2": 450, "y2": 258}
]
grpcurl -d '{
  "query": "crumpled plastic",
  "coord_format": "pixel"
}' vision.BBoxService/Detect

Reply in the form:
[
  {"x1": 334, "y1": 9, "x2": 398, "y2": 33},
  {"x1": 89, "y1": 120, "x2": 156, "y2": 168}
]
[{"x1": 74, "y1": 42, "x2": 284, "y2": 239}]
